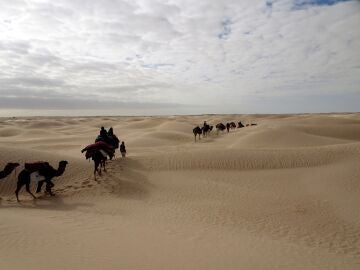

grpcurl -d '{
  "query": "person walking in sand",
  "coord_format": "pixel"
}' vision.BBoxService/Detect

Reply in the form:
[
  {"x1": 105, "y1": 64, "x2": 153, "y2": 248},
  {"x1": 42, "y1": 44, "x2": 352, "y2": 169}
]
[{"x1": 120, "y1": 141, "x2": 126, "y2": 158}]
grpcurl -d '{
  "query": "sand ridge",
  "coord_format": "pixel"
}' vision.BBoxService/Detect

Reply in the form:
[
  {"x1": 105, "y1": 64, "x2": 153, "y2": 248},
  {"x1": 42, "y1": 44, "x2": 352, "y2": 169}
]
[{"x1": 0, "y1": 113, "x2": 360, "y2": 270}]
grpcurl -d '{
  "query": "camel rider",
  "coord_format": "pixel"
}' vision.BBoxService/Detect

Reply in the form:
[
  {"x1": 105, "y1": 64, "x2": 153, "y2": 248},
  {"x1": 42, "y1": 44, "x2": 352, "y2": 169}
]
[
  {"x1": 108, "y1": 127, "x2": 113, "y2": 136},
  {"x1": 100, "y1": 126, "x2": 107, "y2": 138}
]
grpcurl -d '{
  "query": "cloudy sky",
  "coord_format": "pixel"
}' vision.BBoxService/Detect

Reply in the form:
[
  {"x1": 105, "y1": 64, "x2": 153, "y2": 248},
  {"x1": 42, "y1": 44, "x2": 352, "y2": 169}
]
[{"x1": 0, "y1": 0, "x2": 359, "y2": 115}]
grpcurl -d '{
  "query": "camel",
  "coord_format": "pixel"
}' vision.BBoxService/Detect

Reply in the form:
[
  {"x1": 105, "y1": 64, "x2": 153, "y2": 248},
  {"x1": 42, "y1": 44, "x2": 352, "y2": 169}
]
[
  {"x1": 226, "y1": 123, "x2": 231, "y2": 133},
  {"x1": 95, "y1": 127, "x2": 119, "y2": 159},
  {"x1": 90, "y1": 149, "x2": 107, "y2": 179},
  {"x1": 193, "y1": 126, "x2": 202, "y2": 142},
  {"x1": 95, "y1": 136, "x2": 116, "y2": 159},
  {"x1": 82, "y1": 142, "x2": 110, "y2": 178},
  {"x1": 238, "y1": 121, "x2": 244, "y2": 128},
  {"x1": 216, "y1": 123, "x2": 226, "y2": 135},
  {"x1": 15, "y1": 160, "x2": 68, "y2": 202},
  {"x1": 0, "y1": 162, "x2": 20, "y2": 180},
  {"x1": 229, "y1": 122, "x2": 236, "y2": 130},
  {"x1": 202, "y1": 124, "x2": 213, "y2": 137}
]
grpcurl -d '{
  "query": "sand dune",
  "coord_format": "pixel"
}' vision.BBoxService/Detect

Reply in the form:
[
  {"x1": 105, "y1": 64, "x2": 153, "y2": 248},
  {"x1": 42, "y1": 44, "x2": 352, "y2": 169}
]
[
  {"x1": 137, "y1": 143, "x2": 359, "y2": 171},
  {"x1": 231, "y1": 126, "x2": 356, "y2": 148},
  {"x1": 0, "y1": 128, "x2": 22, "y2": 137},
  {"x1": 0, "y1": 113, "x2": 359, "y2": 270}
]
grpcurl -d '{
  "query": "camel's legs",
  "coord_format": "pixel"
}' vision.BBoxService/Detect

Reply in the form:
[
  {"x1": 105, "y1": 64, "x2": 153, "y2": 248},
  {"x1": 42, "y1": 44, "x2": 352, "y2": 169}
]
[
  {"x1": 36, "y1": 179, "x2": 55, "y2": 195},
  {"x1": 46, "y1": 181, "x2": 54, "y2": 189},
  {"x1": 94, "y1": 160, "x2": 101, "y2": 177},
  {"x1": 26, "y1": 183, "x2": 36, "y2": 199},
  {"x1": 102, "y1": 160, "x2": 106, "y2": 172},
  {"x1": 36, "y1": 180, "x2": 45, "y2": 193},
  {"x1": 45, "y1": 180, "x2": 55, "y2": 196},
  {"x1": 15, "y1": 182, "x2": 24, "y2": 202},
  {"x1": 98, "y1": 162, "x2": 102, "y2": 175}
]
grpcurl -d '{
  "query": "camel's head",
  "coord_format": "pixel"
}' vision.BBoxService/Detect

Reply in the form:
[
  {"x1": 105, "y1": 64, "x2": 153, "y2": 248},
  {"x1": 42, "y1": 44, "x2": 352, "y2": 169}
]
[
  {"x1": 59, "y1": 160, "x2": 68, "y2": 167},
  {"x1": 85, "y1": 151, "x2": 92, "y2": 160}
]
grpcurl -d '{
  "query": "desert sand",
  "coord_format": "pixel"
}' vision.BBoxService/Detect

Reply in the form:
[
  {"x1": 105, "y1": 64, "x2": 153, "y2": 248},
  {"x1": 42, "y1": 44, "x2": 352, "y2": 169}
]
[{"x1": 0, "y1": 113, "x2": 359, "y2": 270}]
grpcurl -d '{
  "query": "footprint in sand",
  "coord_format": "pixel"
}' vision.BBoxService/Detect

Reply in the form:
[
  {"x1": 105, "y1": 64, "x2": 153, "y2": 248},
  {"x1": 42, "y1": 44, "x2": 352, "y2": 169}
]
[{"x1": 62, "y1": 185, "x2": 84, "y2": 192}]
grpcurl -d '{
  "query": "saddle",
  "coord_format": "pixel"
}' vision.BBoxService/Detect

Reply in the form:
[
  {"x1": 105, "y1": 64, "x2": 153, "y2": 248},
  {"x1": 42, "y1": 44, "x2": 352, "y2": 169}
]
[
  {"x1": 82, "y1": 141, "x2": 115, "y2": 160},
  {"x1": 82, "y1": 141, "x2": 114, "y2": 152},
  {"x1": 25, "y1": 162, "x2": 50, "y2": 173}
]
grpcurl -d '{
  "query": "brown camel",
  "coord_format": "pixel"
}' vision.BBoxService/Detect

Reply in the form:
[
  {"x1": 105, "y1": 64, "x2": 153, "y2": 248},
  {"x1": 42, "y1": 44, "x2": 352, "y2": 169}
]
[
  {"x1": 0, "y1": 162, "x2": 20, "y2": 180},
  {"x1": 15, "y1": 161, "x2": 68, "y2": 201}
]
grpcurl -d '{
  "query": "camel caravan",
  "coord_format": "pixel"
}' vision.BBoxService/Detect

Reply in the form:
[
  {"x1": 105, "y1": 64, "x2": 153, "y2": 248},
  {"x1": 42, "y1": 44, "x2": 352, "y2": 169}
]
[
  {"x1": 0, "y1": 126, "x2": 126, "y2": 202},
  {"x1": 0, "y1": 119, "x2": 256, "y2": 201},
  {"x1": 81, "y1": 127, "x2": 124, "y2": 179},
  {"x1": 193, "y1": 121, "x2": 213, "y2": 142},
  {"x1": 193, "y1": 120, "x2": 257, "y2": 142}
]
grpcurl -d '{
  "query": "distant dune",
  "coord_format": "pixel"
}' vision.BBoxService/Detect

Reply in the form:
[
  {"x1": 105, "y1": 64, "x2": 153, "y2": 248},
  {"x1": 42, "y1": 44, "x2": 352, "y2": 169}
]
[{"x1": 0, "y1": 113, "x2": 359, "y2": 270}]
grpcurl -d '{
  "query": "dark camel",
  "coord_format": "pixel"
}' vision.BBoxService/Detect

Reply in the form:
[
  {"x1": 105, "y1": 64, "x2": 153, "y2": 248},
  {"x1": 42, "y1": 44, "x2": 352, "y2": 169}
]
[
  {"x1": 216, "y1": 123, "x2": 226, "y2": 134},
  {"x1": 193, "y1": 126, "x2": 202, "y2": 142},
  {"x1": 202, "y1": 124, "x2": 213, "y2": 137},
  {"x1": 90, "y1": 149, "x2": 107, "y2": 179},
  {"x1": 0, "y1": 162, "x2": 20, "y2": 180},
  {"x1": 238, "y1": 121, "x2": 244, "y2": 128},
  {"x1": 229, "y1": 122, "x2": 236, "y2": 130},
  {"x1": 95, "y1": 127, "x2": 119, "y2": 159},
  {"x1": 94, "y1": 137, "x2": 115, "y2": 160},
  {"x1": 15, "y1": 161, "x2": 68, "y2": 202},
  {"x1": 226, "y1": 123, "x2": 230, "y2": 133}
]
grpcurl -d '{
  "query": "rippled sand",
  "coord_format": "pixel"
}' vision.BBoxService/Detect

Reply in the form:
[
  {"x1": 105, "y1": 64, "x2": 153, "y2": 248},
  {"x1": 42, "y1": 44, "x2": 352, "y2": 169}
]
[{"x1": 1, "y1": 113, "x2": 359, "y2": 270}]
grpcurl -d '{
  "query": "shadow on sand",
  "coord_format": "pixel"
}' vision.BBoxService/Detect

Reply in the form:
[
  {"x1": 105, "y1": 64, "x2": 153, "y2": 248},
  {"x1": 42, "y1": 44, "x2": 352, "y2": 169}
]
[{"x1": 0, "y1": 195, "x2": 93, "y2": 211}]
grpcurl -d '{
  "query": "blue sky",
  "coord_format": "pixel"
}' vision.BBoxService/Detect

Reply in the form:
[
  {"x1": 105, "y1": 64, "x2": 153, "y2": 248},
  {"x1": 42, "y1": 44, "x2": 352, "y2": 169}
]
[
  {"x1": 0, "y1": 0, "x2": 359, "y2": 115},
  {"x1": 293, "y1": 0, "x2": 353, "y2": 8}
]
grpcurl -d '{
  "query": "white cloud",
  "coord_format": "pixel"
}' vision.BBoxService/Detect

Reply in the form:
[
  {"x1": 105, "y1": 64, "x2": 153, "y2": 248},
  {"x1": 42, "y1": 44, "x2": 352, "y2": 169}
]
[{"x1": 0, "y1": 0, "x2": 359, "y2": 114}]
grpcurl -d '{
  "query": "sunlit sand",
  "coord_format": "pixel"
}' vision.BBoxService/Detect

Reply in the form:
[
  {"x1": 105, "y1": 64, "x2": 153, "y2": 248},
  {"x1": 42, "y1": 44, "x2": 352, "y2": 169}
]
[{"x1": 1, "y1": 113, "x2": 359, "y2": 269}]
